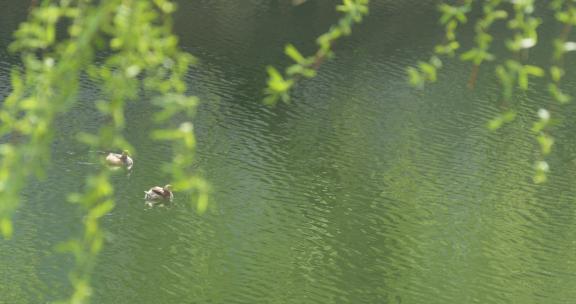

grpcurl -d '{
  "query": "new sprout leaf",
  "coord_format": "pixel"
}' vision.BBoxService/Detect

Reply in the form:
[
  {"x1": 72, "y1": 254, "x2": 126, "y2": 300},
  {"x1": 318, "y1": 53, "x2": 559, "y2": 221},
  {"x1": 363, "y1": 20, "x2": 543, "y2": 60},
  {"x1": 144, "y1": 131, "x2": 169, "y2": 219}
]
[
  {"x1": 89, "y1": 200, "x2": 115, "y2": 219},
  {"x1": 266, "y1": 66, "x2": 293, "y2": 93},
  {"x1": 1, "y1": 218, "x2": 13, "y2": 239},
  {"x1": 537, "y1": 134, "x2": 554, "y2": 155},
  {"x1": 488, "y1": 117, "x2": 503, "y2": 130},
  {"x1": 285, "y1": 44, "x2": 305, "y2": 64},
  {"x1": 550, "y1": 66, "x2": 564, "y2": 82},
  {"x1": 407, "y1": 67, "x2": 423, "y2": 87},
  {"x1": 487, "y1": 111, "x2": 516, "y2": 130},
  {"x1": 524, "y1": 65, "x2": 544, "y2": 77},
  {"x1": 197, "y1": 193, "x2": 208, "y2": 214}
]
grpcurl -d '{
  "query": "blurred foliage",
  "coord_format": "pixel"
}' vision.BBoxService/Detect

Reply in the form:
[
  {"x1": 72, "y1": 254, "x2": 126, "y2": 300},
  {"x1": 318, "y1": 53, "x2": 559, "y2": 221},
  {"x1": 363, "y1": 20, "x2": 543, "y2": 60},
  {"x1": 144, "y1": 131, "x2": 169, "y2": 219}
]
[
  {"x1": 264, "y1": 0, "x2": 369, "y2": 105},
  {"x1": 1, "y1": 0, "x2": 206, "y2": 302},
  {"x1": 408, "y1": 0, "x2": 576, "y2": 183}
]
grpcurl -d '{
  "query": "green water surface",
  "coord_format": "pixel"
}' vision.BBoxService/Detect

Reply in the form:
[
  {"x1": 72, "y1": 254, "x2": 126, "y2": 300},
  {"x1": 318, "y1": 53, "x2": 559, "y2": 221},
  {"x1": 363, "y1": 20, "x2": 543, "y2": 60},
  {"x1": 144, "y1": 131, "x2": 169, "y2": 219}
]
[{"x1": 2, "y1": 1, "x2": 576, "y2": 303}]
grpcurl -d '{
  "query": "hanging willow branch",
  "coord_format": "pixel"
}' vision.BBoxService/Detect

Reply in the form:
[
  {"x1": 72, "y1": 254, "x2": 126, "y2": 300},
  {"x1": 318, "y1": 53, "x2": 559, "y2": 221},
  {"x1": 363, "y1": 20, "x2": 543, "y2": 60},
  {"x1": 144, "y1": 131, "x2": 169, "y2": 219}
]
[
  {"x1": 1, "y1": 0, "x2": 207, "y2": 302},
  {"x1": 407, "y1": 0, "x2": 576, "y2": 183},
  {"x1": 263, "y1": 0, "x2": 370, "y2": 105}
]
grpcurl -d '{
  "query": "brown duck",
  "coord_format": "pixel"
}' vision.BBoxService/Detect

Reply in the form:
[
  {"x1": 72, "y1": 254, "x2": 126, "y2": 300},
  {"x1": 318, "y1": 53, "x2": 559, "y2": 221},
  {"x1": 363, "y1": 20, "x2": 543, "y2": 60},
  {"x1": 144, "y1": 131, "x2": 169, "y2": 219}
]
[
  {"x1": 105, "y1": 150, "x2": 133, "y2": 170},
  {"x1": 144, "y1": 184, "x2": 174, "y2": 203}
]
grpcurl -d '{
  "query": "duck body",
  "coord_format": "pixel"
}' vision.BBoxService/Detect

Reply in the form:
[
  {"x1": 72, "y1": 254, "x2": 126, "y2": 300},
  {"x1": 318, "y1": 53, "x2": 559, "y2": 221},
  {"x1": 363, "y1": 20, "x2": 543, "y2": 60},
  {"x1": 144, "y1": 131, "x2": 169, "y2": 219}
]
[
  {"x1": 144, "y1": 184, "x2": 174, "y2": 204},
  {"x1": 106, "y1": 151, "x2": 133, "y2": 170}
]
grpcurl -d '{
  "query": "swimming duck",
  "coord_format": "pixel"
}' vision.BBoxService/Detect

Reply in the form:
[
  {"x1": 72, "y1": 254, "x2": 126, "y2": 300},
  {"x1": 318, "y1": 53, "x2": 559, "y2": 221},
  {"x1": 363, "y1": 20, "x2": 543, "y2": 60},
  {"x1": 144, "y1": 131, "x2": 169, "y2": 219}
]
[
  {"x1": 105, "y1": 150, "x2": 133, "y2": 170},
  {"x1": 144, "y1": 184, "x2": 174, "y2": 203}
]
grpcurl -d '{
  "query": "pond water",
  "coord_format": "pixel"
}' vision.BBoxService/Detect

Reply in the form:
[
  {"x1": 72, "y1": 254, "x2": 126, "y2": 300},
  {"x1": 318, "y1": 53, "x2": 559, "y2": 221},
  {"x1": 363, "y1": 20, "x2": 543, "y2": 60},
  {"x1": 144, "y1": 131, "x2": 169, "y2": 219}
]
[{"x1": 2, "y1": 1, "x2": 576, "y2": 303}]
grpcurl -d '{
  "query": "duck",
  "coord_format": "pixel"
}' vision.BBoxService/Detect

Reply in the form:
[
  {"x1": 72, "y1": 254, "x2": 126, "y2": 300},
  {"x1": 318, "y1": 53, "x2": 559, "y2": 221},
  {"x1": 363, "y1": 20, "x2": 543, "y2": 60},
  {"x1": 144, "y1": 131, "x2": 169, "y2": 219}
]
[
  {"x1": 105, "y1": 150, "x2": 133, "y2": 170},
  {"x1": 144, "y1": 184, "x2": 174, "y2": 204}
]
